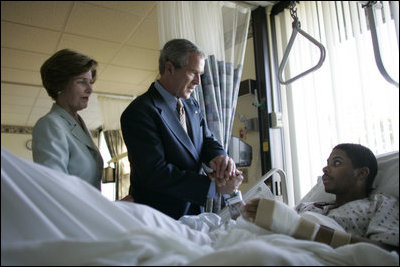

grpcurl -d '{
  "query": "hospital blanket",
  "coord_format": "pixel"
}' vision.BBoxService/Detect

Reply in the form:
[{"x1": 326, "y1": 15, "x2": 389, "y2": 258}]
[{"x1": 1, "y1": 147, "x2": 398, "y2": 265}]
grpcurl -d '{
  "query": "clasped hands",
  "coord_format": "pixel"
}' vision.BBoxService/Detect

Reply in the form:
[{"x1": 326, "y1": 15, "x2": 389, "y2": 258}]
[{"x1": 208, "y1": 155, "x2": 243, "y2": 195}]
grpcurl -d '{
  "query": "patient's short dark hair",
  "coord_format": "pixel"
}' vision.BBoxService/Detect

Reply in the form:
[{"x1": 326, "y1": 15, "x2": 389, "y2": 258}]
[
  {"x1": 334, "y1": 143, "x2": 378, "y2": 195},
  {"x1": 41, "y1": 49, "x2": 98, "y2": 100}
]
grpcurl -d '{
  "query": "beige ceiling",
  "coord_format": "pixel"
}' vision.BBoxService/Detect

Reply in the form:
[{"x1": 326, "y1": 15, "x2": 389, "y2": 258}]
[
  {"x1": 1, "y1": 1, "x2": 275, "y2": 131},
  {"x1": 1, "y1": 1, "x2": 160, "y2": 130}
]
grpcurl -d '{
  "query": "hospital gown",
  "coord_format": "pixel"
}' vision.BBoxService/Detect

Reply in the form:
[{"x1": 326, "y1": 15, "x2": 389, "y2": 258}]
[{"x1": 295, "y1": 193, "x2": 399, "y2": 247}]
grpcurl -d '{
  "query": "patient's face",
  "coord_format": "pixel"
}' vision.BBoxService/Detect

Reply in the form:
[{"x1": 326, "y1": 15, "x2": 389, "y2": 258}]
[{"x1": 322, "y1": 149, "x2": 358, "y2": 195}]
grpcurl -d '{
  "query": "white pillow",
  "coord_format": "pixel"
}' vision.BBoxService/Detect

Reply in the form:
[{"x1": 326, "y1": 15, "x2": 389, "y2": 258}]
[
  {"x1": 299, "y1": 150, "x2": 399, "y2": 204},
  {"x1": 372, "y1": 150, "x2": 399, "y2": 198},
  {"x1": 298, "y1": 176, "x2": 335, "y2": 204}
]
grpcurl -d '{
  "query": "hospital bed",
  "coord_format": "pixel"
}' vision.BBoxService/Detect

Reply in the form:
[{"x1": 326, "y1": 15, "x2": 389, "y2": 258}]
[{"x1": 1, "y1": 146, "x2": 398, "y2": 265}]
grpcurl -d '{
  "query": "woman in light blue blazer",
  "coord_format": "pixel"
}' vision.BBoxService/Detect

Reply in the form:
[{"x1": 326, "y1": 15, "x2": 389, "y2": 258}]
[{"x1": 32, "y1": 49, "x2": 103, "y2": 189}]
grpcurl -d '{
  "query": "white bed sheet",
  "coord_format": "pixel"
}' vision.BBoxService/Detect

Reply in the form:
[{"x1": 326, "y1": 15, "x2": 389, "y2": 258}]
[{"x1": 1, "y1": 147, "x2": 399, "y2": 266}]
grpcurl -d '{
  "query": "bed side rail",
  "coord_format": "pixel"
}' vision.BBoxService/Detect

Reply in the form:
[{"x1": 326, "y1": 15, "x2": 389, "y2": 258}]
[
  {"x1": 242, "y1": 168, "x2": 288, "y2": 205},
  {"x1": 217, "y1": 168, "x2": 288, "y2": 222}
]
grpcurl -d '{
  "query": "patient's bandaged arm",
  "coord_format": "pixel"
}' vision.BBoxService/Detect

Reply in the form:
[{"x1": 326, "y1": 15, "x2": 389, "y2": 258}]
[{"x1": 254, "y1": 198, "x2": 351, "y2": 248}]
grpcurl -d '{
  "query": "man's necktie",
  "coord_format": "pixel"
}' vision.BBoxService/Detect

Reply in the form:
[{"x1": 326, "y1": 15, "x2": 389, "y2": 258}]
[{"x1": 177, "y1": 99, "x2": 187, "y2": 133}]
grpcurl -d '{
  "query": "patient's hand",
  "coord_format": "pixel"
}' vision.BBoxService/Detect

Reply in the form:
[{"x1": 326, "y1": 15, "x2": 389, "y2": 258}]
[{"x1": 240, "y1": 198, "x2": 261, "y2": 222}]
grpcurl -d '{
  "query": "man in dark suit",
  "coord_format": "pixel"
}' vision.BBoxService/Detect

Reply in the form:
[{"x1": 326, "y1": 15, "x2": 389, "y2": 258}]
[{"x1": 121, "y1": 38, "x2": 243, "y2": 219}]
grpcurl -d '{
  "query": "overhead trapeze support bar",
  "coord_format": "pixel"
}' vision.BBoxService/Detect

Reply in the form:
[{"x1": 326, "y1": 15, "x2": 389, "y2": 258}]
[
  {"x1": 278, "y1": 2, "x2": 326, "y2": 85},
  {"x1": 363, "y1": 1, "x2": 399, "y2": 88}
]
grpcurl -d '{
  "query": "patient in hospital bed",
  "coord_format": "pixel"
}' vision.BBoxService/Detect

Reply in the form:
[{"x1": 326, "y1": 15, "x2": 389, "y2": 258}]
[
  {"x1": 240, "y1": 143, "x2": 399, "y2": 253},
  {"x1": 1, "y1": 145, "x2": 399, "y2": 265}
]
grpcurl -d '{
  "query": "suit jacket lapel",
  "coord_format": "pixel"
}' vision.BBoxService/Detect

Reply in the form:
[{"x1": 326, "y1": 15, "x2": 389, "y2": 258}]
[
  {"x1": 183, "y1": 99, "x2": 202, "y2": 155},
  {"x1": 73, "y1": 116, "x2": 100, "y2": 152},
  {"x1": 150, "y1": 87, "x2": 199, "y2": 161},
  {"x1": 52, "y1": 104, "x2": 98, "y2": 152}
]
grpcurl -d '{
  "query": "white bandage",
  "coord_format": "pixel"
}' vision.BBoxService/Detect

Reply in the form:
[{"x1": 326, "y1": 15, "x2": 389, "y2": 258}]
[
  {"x1": 330, "y1": 230, "x2": 352, "y2": 248},
  {"x1": 254, "y1": 198, "x2": 300, "y2": 236},
  {"x1": 291, "y1": 217, "x2": 320, "y2": 240},
  {"x1": 253, "y1": 199, "x2": 352, "y2": 247}
]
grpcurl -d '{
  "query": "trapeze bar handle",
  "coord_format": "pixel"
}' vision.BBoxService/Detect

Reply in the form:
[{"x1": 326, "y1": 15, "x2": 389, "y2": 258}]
[
  {"x1": 364, "y1": 3, "x2": 399, "y2": 88},
  {"x1": 278, "y1": 20, "x2": 326, "y2": 85}
]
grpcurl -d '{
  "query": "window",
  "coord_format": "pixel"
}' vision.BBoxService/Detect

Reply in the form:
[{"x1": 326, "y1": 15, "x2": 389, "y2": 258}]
[
  {"x1": 99, "y1": 131, "x2": 116, "y2": 201},
  {"x1": 269, "y1": 1, "x2": 399, "y2": 204}
]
